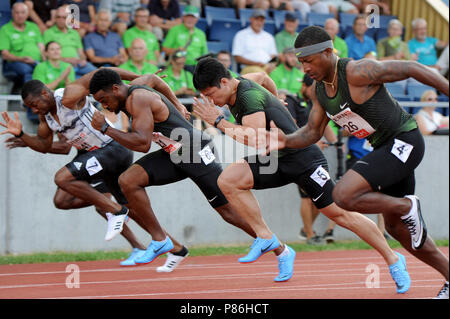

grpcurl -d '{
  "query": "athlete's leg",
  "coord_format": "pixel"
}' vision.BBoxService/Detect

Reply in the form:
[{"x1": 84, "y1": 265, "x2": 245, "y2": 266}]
[
  {"x1": 53, "y1": 187, "x2": 93, "y2": 210},
  {"x1": 118, "y1": 164, "x2": 168, "y2": 242},
  {"x1": 217, "y1": 159, "x2": 284, "y2": 255},
  {"x1": 320, "y1": 202, "x2": 398, "y2": 265},
  {"x1": 54, "y1": 166, "x2": 123, "y2": 213},
  {"x1": 383, "y1": 213, "x2": 449, "y2": 281},
  {"x1": 332, "y1": 169, "x2": 412, "y2": 217},
  {"x1": 214, "y1": 203, "x2": 257, "y2": 238}
]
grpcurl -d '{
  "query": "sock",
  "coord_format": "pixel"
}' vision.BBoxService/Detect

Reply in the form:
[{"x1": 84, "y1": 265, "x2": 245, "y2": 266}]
[
  {"x1": 277, "y1": 245, "x2": 290, "y2": 260},
  {"x1": 114, "y1": 206, "x2": 128, "y2": 216},
  {"x1": 155, "y1": 236, "x2": 169, "y2": 244},
  {"x1": 172, "y1": 246, "x2": 189, "y2": 257}
]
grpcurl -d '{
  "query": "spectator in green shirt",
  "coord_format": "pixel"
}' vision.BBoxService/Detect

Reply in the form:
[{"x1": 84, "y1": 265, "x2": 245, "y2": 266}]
[
  {"x1": 274, "y1": 12, "x2": 299, "y2": 54},
  {"x1": 32, "y1": 41, "x2": 75, "y2": 90},
  {"x1": 122, "y1": 8, "x2": 160, "y2": 65},
  {"x1": 377, "y1": 19, "x2": 411, "y2": 62},
  {"x1": 162, "y1": 5, "x2": 208, "y2": 72},
  {"x1": 160, "y1": 50, "x2": 196, "y2": 98},
  {"x1": 324, "y1": 18, "x2": 348, "y2": 58},
  {"x1": 119, "y1": 38, "x2": 159, "y2": 83},
  {"x1": 0, "y1": 2, "x2": 44, "y2": 87},
  {"x1": 269, "y1": 48, "x2": 304, "y2": 98},
  {"x1": 43, "y1": 6, "x2": 96, "y2": 78}
]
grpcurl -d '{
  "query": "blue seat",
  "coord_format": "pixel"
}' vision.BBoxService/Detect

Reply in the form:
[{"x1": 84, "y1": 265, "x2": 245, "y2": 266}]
[
  {"x1": 406, "y1": 83, "x2": 435, "y2": 101},
  {"x1": 379, "y1": 15, "x2": 398, "y2": 26},
  {"x1": 196, "y1": 17, "x2": 208, "y2": 33},
  {"x1": 0, "y1": 10, "x2": 11, "y2": 28},
  {"x1": 207, "y1": 41, "x2": 230, "y2": 54},
  {"x1": 307, "y1": 13, "x2": 334, "y2": 27},
  {"x1": 375, "y1": 27, "x2": 389, "y2": 42},
  {"x1": 0, "y1": 1, "x2": 11, "y2": 11},
  {"x1": 263, "y1": 20, "x2": 276, "y2": 35},
  {"x1": 385, "y1": 82, "x2": 406, "y2": 96},
  {"x1": 205, "y1": 6, "x2": 237, "y2": 25},
  {"x1": 339, "y1": 12, "x2": 356, "y2": 29},
  {"x1": 208, "y1": 18, "x2": 242, "y2": 43}
]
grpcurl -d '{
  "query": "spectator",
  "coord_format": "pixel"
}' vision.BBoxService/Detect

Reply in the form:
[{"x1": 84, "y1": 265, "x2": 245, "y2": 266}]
[
  {"x1": 59, "y1": 0, "x2": 96, "y2": 37},
  {"x1": 24, "y1": 0, "x2": 59, "y2": 33},
  {"x1": 323, "y1": 0, "x2": 360, "y2": 17},
  {"x1": 274, "y1": 12, "x2": 299, "y2": 54},
  {"x1": 0, "y1": 2, "x2": 44, "y2": 90},
  {"x1": 377, "y1": 19, "x2": 410, "y2": 61},
  {"x1": 84, "y1": 10, "x2": 128, "y2": 68},
  {"x1": 408, "y1": 18, "x2": 448, "y2": 70},
  {"x1": 290, "y1": 1, "x2": 330, "y2": 22},
  {"x1": 99, "y1": 0, "x2": 142, "y2": 36},
  {"x1": 324, "y1": 18, "x2": 348, "y2": 58},
  {"x1": 161, "y1": 50, "x2": 196, "y2": 98},
  {"x1": 148, "y1": 0, "x2": 182, "y2": 40},
  {"x1": 32, "y1": 41, "x2": 75, "y2": 90},
  {"x1": 345, "y1": 14, "x2": 376, "y2": 60},
  {"x1": 436, "y1": 45, "x2": 449, "y2": 78},
  {"x1": 232, "y1": 9, "x2": 277, "y2": 73},
  {"x1": 162, "y1": 5, "x2": 208, "y2": 72},
  {"x1": 122, "y1": 8, "x2": 160, "y2": 66},
  {"x1": 269, "y1": 48, "x2": 304, "y2": 98},
  {"x1": 44, "y1": 6, "x2": 96, "y2": 78},
  {"x1": 216, "y1": 50, "x2": 239, "y2": 78},
  {"x1": 415, "y1": 90, "x2": 449, "y2": 135},
  {"x1": 119, "y1": 38, "x2": 159, "y2": 80}
]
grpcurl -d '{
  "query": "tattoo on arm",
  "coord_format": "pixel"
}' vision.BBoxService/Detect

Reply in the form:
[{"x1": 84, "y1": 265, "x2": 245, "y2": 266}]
[{"x1": 352, "y1": 60, "x2": 411, "y2": 84}]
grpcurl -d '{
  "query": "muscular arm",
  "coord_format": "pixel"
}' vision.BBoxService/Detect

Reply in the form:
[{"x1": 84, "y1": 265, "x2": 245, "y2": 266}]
[
  {"x1": 217, "y1": 112, "x2": 267, "y2": 148},
  {"x1": 348, "y1": 59, "x2": 450, "y2": 96},
  {"x1": 19, "y1": 115, "x2": 55, "y2": 153},
  {"x1": 130, "y1": 73, "x2": 188, "y2": 116},
  {"x1": 242, "y1": 72, "x2": 278, "y2": 96},
  {"x1": 102, "y1": 91, "x2": 154, "y2": 153},
  {"x1": 61, "y1": 67, "x2": 140, "y2": 109},
  {"x1": 284, "y1": 82, "x2": 330, "y2": 148}
]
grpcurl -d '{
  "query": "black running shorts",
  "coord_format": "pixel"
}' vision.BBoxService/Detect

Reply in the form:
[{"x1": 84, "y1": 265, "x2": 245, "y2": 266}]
[
  {"x1": 134, "y1": 148, "x2": 228, "y2": 209},
  {"x1": 65, "y1": 141, "x2": 133, "y2": 205},
  {"x1": 350, "y1": 128, "x2": 425, "y2": 197},
  {"x1": 244, "y1": 148, "x2": 335, "y2": 209}
]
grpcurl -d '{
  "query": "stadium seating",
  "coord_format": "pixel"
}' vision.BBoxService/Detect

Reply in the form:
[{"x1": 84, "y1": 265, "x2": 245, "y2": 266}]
[
  {"x1": 307, "y1": 12, "x2": 334, "y2": 27},
  {"x1": 207, "y1": 41, "x2": 230, "y2": 54},
  {"x1": 208, "y1": 18, "x2": 242, "y2": 43},
  {"x1": 205, "y1": 6, "x2": 237, "y2": 25},
  {"x1": 339, "y1": 12, "x2": 357, "y2": 29}
]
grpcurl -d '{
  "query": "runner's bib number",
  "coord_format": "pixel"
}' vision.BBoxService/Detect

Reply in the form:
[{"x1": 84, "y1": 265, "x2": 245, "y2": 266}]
[
  {"x1": 152, "y1": 132, "x2": 182, "y2": 154},
  {"x1": 391, "y1": 139, "x2": 413, "y2": 163},
  {"x1": 310, "y1": 165, "x2": 330, "y2": 187},
  {"x1": 329, "y1": 107, "x2": 376, "y2": 139}
]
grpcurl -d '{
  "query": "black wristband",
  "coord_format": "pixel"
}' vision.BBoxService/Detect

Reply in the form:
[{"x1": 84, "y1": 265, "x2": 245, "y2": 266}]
[
  {"x1": 14, "y1": 130, "x2": 24, "y2": 138},
  {"x1": 100, "y1": 122, "x2": 110, "y2": 134},
  {"x1": 214, "y1": 115, "x2": 224, "y2": 128}
]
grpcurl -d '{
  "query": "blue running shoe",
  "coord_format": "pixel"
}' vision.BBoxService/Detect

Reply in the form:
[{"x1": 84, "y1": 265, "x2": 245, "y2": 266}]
[
  {"x1": 274, "y1": 245, "x2": 296, "y2": 282},
  {"x1": 135, "y1": 237, "x2": 174, "y2": 265},
  {"x1": 120, "y1": 248, "x2": 146, "y2": 266},
  {"x1": 389, "y1": 252, "x2": 411, "y2": 294},
  {"x1": 239, "y1": 235, "x2": 280, "y2": 263}
]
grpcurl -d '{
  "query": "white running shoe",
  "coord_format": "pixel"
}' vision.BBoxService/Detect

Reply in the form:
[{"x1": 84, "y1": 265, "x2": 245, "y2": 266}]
[
  {"x1": 434, "y1": 281, "x2": 449, "y2": 299},
  {"x1": 156, "y1": 252, "x2": 189, "y2": 273},
  {"x1": 401, "y1": 195, "x2": 427, "y2": 250},
  {"x1": 105, "y1": 211, "x2": 128, "y2": 241}
]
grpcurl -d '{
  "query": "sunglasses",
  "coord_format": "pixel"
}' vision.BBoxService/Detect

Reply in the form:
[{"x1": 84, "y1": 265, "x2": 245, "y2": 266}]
[{"x1": 174, "y1": 51, "x2": 187, "y2": 58}]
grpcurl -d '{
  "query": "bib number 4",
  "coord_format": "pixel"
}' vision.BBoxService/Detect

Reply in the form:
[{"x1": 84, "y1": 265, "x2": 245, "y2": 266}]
[{"x1": 391, "y1": 139, "x2": 413, "y2": 163}]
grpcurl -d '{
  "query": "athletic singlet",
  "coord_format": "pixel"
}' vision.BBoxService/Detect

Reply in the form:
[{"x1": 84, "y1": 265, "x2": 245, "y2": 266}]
[
  {"x1": 45, "y1": 88, "x2": 113, "y2": 151},
  {"x1": 230, "y1": 78, "x2": 317, "y2": 157},
  {"x1": 315, "y1": 58, "x2": 417, "y2": 148},
  {"x1": 126, "y1": 85, "x2": 210, "y2": 157}
]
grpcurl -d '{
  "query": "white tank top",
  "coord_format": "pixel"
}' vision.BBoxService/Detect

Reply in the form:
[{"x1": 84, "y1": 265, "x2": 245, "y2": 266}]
[{"x1": 45, "y1": 88, "x2": 113, "y2": 151}]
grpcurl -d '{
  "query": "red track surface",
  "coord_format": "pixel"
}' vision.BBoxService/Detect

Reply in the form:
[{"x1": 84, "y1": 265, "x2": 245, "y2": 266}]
[{"x1": 0, "y1": 247, "x2": 447, "y2": 299}]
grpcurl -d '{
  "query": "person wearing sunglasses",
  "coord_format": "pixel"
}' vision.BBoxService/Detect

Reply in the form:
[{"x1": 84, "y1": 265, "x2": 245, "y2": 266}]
[
  {"x1": 415, "y1": 90, "x2": 449, "y2": 135},
  {"x1": 161, "y1": 50, "x2": 196, "y2": 98}
]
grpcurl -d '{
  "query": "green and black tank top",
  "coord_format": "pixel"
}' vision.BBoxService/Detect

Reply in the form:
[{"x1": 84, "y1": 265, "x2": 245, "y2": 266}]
[
  {"x1": 315, "y1": 58, "x2": 417, "y2": 148},
  {"x1": 229, "y1": 78, "x2": 318, "y2": 158}
]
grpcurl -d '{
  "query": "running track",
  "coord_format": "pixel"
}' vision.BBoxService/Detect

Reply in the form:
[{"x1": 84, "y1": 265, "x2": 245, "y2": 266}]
[{"x1": 0, "y1": 247, "x2": 447, "y2": 300}]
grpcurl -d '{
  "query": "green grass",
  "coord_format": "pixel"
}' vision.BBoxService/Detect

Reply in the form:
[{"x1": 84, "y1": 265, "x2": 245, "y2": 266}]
[{"x1": 0, "y1": 239, "x2": 447, "y2": 265}]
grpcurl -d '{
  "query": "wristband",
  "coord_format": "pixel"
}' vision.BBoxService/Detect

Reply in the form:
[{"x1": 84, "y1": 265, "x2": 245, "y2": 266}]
[
  {"x1": 100, "y1": 122, "x2": 110, "y2": 134},
  {"x1": 214, "y1": 115, "x2": 224, "y2": 128},
  {"x1": 14, "y1": 130, "x2": 24, "y2": 138}
]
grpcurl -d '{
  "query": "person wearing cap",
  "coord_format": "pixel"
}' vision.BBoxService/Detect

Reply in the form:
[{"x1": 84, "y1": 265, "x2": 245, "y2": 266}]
[
  {"x1": 269, "y1": 47, "x2": 304, "y2": 98},
  {"x1": 232, "y1": 8, "x2": 277, "y2": 72},
  {"x1": 122, "y1": 7, "x2": 161, "y2": 65},
  {"x1": 274, "y1": 12, "x2": 299, "y2": 53},
  {"x1": 162, "y1": 5, "x2": 208, "y2": 72},
  {"x1": 160, "y1": 50, "x2": 196, "y2": 98}
]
